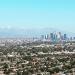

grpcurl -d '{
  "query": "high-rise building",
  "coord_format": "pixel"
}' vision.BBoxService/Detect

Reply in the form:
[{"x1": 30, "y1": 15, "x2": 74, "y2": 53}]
[
  {"x1": 47, "y1": 34, "x2": 50, "y2": 40},
  {"x1": 45, "y1": 35, "x2": 47, "y2": 39},
  {"x1": 53, "y1": 33, "x2": 58, "y2": 41},
  {"x1": 57, "y1": 32, "x2": 62, "y2": 40},
  {"x1": 50, "y1": 33, "x2": 54, "y2": 40},
  {"x1": 73, "y1": 37, "x2": 75, "y2": 40},
  {"x1": 63, "y1": 34, "x2": 67, "y2": 40}
]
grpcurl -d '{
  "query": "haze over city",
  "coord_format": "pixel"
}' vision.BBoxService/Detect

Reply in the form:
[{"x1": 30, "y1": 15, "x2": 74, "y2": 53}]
[{"x1": 0, "y1": 0, "x2": 75, "y2": 37}]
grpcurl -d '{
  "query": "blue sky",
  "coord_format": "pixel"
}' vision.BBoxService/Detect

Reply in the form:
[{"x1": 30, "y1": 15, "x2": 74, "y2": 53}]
[{"x1": 0, "y1": 0, "x2": 75, "y2": 33}]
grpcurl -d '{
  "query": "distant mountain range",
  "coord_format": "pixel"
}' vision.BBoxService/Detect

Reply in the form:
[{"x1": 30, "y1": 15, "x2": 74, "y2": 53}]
[{"x1": 0, "y1": 27, "x2": 74, "y2": 38}]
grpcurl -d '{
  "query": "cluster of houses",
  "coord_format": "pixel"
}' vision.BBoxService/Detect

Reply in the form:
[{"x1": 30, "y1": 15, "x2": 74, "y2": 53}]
[{"x1": 0, "y1": 41, "x2": 75, "y2": 75}]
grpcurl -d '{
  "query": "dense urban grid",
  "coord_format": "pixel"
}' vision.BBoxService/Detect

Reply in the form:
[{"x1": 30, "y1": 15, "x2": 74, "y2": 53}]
[{"x1": 0, "y1": 32, "x2": 75, "y2": 75}]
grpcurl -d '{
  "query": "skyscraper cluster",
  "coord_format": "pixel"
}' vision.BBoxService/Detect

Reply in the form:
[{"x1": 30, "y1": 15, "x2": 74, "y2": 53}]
[{"x1": 41, "y1": 32, "x2": 67, "y2": 42}]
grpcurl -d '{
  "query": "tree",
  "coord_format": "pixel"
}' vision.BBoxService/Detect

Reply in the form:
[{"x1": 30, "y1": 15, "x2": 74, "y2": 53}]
[
  {"x1": 3, "y1": 63, "x2": 11, "y2": 75},
  {"x1": 3, "y1": 63, "x2": 9, "y2": 69}
]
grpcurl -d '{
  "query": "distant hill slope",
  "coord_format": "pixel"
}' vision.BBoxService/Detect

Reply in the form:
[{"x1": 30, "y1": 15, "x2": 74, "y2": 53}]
[{"x1": 0, "y1": 27, "x2": 74, "y2": 38}]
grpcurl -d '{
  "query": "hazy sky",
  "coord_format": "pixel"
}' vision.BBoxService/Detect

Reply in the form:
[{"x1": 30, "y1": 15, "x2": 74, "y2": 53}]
[{"x1": 0, "y1": 0, "x2": 75, "y2": 32}]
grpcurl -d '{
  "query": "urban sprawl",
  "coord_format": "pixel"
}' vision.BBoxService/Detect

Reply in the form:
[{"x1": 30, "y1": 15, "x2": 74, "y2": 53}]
[{"x1": 0, "y1": 32, "x2": 75, "y2": 75}]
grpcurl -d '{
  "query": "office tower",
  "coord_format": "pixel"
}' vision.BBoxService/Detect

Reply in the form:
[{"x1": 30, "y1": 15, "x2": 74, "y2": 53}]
[
  {"x1": 46, "y1": 34, "x2": 50, "y2": 40},
  {"x1": 73, "y1": 37, "x2": 75, "y2": 40},
  {"x1": 44, "y1": 34, "x2": 49, "y2": 40},
  {"x1": 63, "y1": 34, "x2": 67, "y2": 40},
  {"x1": 50, "y1": 33, "x2": 54, "y2": 41},
  {"x1": 53, "y1": 32, "x2": 58, "y2": 41},
  {"x1": 57, "y1": 32, "x2": 61, "y2": 40},
  {"x1": 45, "y1": 35, "x2": 47, "y2": 40}
]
